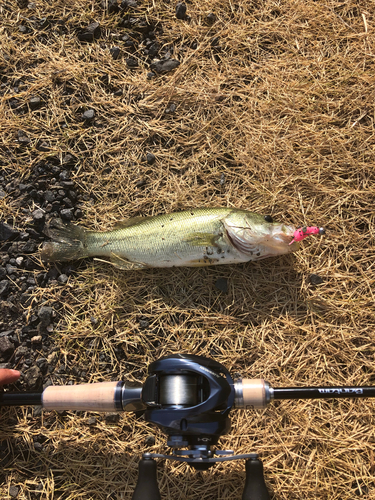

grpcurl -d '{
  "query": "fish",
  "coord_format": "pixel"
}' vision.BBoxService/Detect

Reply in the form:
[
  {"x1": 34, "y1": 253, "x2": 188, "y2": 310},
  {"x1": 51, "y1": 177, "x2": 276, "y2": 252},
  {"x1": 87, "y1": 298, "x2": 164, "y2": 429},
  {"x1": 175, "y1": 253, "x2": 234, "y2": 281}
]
[{"x1": 41, "y1": 208, "x2": 324, "y2": 270}]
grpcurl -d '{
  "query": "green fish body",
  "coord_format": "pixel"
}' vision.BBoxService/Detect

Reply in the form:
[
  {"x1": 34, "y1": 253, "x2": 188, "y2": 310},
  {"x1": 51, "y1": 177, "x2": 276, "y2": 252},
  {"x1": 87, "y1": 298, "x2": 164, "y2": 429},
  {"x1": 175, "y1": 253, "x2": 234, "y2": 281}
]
[{"x1": 41, "y1": 208, "x2": 299, "y2": 270}]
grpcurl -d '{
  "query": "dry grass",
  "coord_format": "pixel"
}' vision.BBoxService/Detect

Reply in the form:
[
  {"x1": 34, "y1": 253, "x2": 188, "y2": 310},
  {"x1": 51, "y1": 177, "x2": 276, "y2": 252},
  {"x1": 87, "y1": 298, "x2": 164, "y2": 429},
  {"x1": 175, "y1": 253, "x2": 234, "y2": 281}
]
[{"x1": 1, "y1": 0, "x2": 375, "y2": 498}]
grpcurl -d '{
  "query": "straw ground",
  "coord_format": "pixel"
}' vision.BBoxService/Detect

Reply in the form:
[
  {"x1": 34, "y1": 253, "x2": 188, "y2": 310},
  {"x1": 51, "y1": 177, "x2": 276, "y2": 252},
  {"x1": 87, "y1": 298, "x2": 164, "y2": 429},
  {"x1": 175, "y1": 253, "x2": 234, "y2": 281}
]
[{"x1": 1, "y1": 0, "x2": 375, "y2": 499}]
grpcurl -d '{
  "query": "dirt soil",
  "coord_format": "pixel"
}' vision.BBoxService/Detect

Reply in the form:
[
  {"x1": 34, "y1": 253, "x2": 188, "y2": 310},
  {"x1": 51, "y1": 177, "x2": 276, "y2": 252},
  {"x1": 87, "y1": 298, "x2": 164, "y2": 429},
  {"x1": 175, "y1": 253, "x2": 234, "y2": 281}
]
[{"x1": 1, "y1": 0, "x2": 375, "y2": 499}]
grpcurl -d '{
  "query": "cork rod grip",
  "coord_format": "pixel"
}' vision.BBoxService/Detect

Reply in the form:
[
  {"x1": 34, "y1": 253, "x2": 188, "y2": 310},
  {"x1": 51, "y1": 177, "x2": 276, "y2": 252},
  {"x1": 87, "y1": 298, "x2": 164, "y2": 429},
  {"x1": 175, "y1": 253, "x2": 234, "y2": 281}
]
[
  {"x1": 241, "y1": 379, "x2": 267, "y2": 409},
  {"x1": 42, "y1": 381, "x2": 122, "y2": 412}
]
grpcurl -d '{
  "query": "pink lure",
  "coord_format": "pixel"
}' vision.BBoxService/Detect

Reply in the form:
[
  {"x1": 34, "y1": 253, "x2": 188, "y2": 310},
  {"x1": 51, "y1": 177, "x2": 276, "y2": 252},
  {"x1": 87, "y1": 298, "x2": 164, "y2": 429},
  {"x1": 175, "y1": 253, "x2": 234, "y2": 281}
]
[{"x1": 289, "y1": 226, "x2": 325, "y2": 245}]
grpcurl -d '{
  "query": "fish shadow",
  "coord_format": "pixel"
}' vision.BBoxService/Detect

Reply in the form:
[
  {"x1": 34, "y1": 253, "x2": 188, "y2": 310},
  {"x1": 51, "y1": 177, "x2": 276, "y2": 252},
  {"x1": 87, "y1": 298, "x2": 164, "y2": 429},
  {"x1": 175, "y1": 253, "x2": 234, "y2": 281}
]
[{"x1": 95, "y1": 253, "x2": 312, "y2": 326}]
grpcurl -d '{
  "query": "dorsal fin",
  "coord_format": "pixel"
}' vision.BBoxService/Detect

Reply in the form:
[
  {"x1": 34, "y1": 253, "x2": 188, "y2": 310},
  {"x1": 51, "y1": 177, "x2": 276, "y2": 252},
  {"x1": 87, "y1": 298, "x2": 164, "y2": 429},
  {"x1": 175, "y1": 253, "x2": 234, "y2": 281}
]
[{"x1": 112, "y1": 216, "x2": 153, "y2": 229}]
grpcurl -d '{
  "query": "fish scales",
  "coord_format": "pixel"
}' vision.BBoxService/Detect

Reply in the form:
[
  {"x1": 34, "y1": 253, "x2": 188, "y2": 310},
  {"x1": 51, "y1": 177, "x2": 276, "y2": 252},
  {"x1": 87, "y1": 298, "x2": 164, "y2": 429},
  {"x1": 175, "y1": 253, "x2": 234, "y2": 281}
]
[
  {"x1": 86, "y1": 208, "x2": 234, "y2": 268},
  {"x1": 41, "y1": 207, "x2": 323, "y2": 269}
]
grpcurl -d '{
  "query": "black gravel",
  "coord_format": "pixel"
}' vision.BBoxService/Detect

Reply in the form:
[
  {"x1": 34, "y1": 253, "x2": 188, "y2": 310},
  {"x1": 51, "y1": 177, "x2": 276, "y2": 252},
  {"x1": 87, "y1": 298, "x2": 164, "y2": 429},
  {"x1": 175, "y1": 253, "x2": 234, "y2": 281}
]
[
  {"x1": 0, "y1": 160, "x2": 89, "y2": 392},
  {"x1": 176, "y1": 2, "x2": 187, "y2": 20}
]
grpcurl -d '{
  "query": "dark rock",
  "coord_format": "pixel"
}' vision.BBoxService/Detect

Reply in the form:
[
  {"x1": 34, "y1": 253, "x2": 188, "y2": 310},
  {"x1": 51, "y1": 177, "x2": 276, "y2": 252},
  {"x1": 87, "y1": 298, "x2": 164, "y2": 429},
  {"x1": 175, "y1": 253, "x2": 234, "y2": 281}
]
[
  {"x1": 110, "y1": 46, "x2": 121, "y2": 60},
  {"x1": 104, "y1": 0, "x2": 119, "y2": 13},
  {"x1": 176, "y1": 2, "x2": 187, "y2": 19},
  {"x1": 32, "y1": 208, "x2": 45, "y2": 223},
  {"x1": 0, "y1": 222, "x2": 19, "y2": 241},
  {"x1": 9, "y1": 485, "x2": 19, "y2": 498},
  {"x1": 34, "y1": 482, "x2": 44, "y2": 495},
  {"x1": 19, "y1": 183, "x2": 32, "y2": 192},
  {"x1": 146, "y1": 152, "x2": 156, "y2": 165},
  {"x1": 37, "y1": 141, "x2": 50, "y2": 152},
  {"x1": 147, "y1": 72, "x2": 155, "y2": 79},
  {"x1": 19, "y1": 25, "x2": 27, "y2": 33},
  {"x1": 126, "y1": 57, "x2": 138, "y2": 68},
  {"x1": 0, "y1": 267, "x2": 6, "y2": 279},
  {"x1": 0, "y1": 336, "x2": 15, "y2": 358},
  {"x1": 44, "y1": 190, "x2": 55, "y2": 202},
  {"x1": 0, "y1": 280, "x2": 10, "y2": 297},
  {"x1": 60, "y1": 208, "x2": 74, "y2": 221},
  {"x1": 6, "y1": 264, "x2": 17, "y2": 275},
  {"x1": 63, "y1": 197, "x2": 73, "y2": 207},
  {"x1": 58, "y1": 274, "x2": 68, "y2": 284},
  {"x1": 139, "y1": 318, "x2": 149, "y2": 329},
  {"x1": 24, "y1": 365, "x2": 42, "y2": 389},
  {"x1": 151, "y1": 59, "x2": 180, "y2": 74},
  {"x1": 34, "y1": 441, "x2": 43, "y2": 451},
  {"x1": 124, "y1": 39, "x2": 136, "y2": 49},
  {"x1": 105, "y1": 413, "x2": 120, "y2": 424},
  {"x1": 17, "y1": 130, "x2": 30, "y2": 144},
  {"x1": 62, "y1": 154, "x2": 75, "y2": 166},
  {"x1": 38, "y1": 306, "x2": 53, "y2": 327},
  {"x1": 167, "y1": 103, "x2": 176, "y2": 113},
  {"x1": 0, "y1": 331, "x2": 13, "y2": 338},
  {"x1": 33, "y1": 406, "x2": 42, "y2": 417},
  {"x1": 215, "y1": 277, "x2": 228, "y2": 293},
  {"x1": 56, "y1": 363, "x2": 66, "y2": 374},
  {"x1": 77, "y1": 22, "x2": 101, "y2": 42},
  {"x1": 82, "y1": 109, "x2": 95, "y2": 121},
  {"x1": 47, "y1": 267, "x2": 59, "y2": 280},
  {"x1": 144, "y1": 435, "x2": 155, "y2": 446},
  {"x1": 14, "y1": 346, "x2": 28, "y2": 362},
  {"x1": 87, "y1": 416, "x2": 97, "y2": 425},
  {"x1": 206, "y1": 12, "x2": 217, "y2": 24},
  {"x1": 309, "y1": 274, "x2": 324, "y2": 285},
  {"x1": 29, "y1": 96, "x2": 41, "y2": 109},
  {"x1": 148, "y1": 42, "x2": 159, "y2": 58},
  {"x1": 36, "y1": 357, "x2": 48, "y2": 374},
  {"x1": 121, "y1": 0, "x2": 137, "y2": 8},
  {"x1": 20, "y1": 241, "x2": 37, "y2": 253},
  {"x1": 19, "y1": 231, "x2": 30, "y2": 240},
  {"x1": 20, "y1": 293, "x2": 32, "y2": 305}
]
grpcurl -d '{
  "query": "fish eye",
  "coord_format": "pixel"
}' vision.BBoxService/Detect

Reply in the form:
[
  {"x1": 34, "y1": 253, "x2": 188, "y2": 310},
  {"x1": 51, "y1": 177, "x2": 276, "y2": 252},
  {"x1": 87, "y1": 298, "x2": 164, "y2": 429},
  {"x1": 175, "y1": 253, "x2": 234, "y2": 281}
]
[{"x1": 264, "y1": 215, "x2": 273, "y2": 223}]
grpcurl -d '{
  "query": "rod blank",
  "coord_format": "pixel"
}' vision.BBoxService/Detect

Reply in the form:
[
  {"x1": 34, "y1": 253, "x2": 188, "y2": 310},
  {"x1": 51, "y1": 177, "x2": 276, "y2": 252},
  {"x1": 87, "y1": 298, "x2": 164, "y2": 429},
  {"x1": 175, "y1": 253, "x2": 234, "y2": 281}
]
[
  {"x1": 0, "y1": 392, "x2": 42, "y2": 406},
  {"x1": 273, "y1": 387, "x2": 375, "y2": 400}
]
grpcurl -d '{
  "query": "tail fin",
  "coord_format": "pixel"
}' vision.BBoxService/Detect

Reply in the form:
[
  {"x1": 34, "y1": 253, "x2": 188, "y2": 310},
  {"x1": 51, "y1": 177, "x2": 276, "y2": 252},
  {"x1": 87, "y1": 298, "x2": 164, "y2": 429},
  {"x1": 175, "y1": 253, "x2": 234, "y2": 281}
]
[{"x1": 41, "y1": 219, "x2": 89, "y2": 262}]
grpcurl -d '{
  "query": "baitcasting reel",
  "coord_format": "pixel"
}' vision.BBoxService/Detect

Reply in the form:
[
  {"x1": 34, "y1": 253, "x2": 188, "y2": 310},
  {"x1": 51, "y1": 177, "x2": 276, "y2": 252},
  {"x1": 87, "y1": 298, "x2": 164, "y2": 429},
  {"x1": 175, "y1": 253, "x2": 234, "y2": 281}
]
[{"x1": 3, "y1": 354, "x2": 375, "y2": 499}]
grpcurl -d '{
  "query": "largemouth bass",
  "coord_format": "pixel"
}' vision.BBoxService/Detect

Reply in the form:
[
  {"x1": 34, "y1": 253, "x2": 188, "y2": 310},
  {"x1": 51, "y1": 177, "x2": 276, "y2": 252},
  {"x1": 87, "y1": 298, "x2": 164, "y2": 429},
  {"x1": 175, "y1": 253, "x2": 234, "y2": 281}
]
[{"x1": 41, "y1": 208, "x2": 324, "y2": 270}]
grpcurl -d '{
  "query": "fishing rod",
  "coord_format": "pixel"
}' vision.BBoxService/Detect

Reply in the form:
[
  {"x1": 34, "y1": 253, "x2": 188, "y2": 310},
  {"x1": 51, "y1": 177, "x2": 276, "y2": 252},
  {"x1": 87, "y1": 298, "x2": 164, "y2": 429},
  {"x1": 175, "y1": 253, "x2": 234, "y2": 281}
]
[{"x1": 2, "y1": 354, "x2": 375, "y2": 500}]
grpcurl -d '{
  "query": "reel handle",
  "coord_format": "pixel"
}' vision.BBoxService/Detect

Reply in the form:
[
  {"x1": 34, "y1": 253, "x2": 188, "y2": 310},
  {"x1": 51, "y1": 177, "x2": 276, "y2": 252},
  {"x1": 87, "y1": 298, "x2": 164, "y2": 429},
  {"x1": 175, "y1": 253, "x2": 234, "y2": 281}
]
[
  {"x1": 132, "y1": 456, "x2": 161, "y2": 500},
  {"x1": 242, "y1": 458, "x2": 270, "y2": 500}
]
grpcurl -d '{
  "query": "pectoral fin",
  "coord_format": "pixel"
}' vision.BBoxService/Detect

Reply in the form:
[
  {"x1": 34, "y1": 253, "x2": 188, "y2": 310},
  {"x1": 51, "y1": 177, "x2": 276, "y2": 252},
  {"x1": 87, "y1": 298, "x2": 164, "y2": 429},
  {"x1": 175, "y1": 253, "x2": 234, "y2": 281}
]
[{"x1": 182, "y1": 232, "x2": 220, "y2": 247}]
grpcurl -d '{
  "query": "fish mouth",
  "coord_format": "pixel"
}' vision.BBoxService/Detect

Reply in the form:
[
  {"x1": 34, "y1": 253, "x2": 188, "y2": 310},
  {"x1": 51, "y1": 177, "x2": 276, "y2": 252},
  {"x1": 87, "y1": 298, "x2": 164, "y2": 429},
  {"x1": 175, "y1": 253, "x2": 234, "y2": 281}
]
[
  {"x1": 264, "y1": 224, "x2": 299, "y2": 254},
  {"x1": 270, "y1": 224, "x2": 295, "y2": 244}
]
